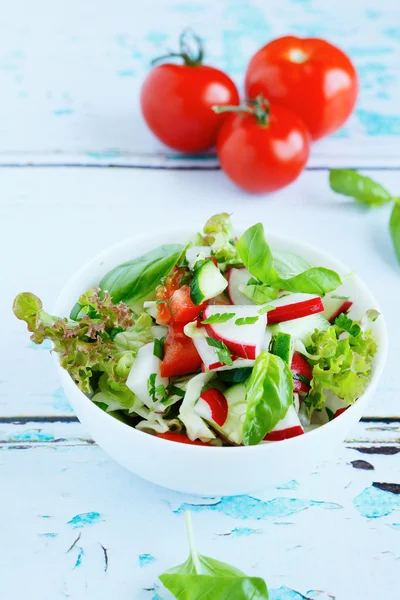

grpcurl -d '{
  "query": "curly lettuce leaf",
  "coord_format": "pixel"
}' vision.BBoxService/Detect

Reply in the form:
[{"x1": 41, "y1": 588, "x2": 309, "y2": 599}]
[
  {"x1": 307, "y1": 312, "x2": 378, "y2": 413},
  {"x1": 202, "y1": 213, "x2": 242, "y2": 270},
  {"x1": 113, "y1": 312, "x2": 153, "y2": 352},
  {"x1": 13, "y1": 289, "x2": 141, "y2": 394}
]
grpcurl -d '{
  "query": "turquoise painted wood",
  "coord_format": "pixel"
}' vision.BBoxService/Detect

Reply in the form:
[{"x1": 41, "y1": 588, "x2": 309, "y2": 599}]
[{"x1": 0, "y1": 0, "x2": 398, "y2": 166}]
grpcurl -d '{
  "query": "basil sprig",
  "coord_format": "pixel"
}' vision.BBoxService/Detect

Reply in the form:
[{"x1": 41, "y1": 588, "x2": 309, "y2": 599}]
[
  {"x1": 237, "y1": 224, "x2": 341, "y2": 295},
  {"x1": 159, "y1": 512, "x2": 269, "y2": 600},
  {"x1": 329, "y1": 169, "x2": 400, "y2": 266},
  {"x1": 243, "y1": 352, "x2": 294, "y2": 445}
]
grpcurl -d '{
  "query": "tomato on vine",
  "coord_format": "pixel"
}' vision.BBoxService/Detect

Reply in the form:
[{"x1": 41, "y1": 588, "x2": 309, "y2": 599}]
[
  {"x1": 141, "y1": 31, "x2": 240, "y2": 152},
  {"x1": 245, "y1": 36, "x2": 358, "y2": 141},
  {"x1": 213, "y1": 95, "x2": 310, "y2": 194}
]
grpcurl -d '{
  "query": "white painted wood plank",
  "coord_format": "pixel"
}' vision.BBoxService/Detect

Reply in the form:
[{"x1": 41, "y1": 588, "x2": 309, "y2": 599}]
[
  {"x1": 3, "y1": 167, "x2": 399, "y2": 418},
  {"x1": 1, "y1": 442, "x2": 399, "y2": 600},
  {"x1": 1, "y1": 419, "x2": 399, "y2": 448},
  {"x1": 0, "y1": 0, "x2": 399, "y2": 166}
]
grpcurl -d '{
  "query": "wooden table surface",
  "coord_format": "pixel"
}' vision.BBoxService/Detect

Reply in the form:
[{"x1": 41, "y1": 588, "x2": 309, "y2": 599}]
[{"x1": 2, "y1": 1, "x2": 400, "y2": 599}]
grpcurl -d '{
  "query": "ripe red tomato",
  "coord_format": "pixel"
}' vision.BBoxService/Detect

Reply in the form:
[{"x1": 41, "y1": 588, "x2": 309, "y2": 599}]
[
  {"x1": 141, "y1": 32, "x2": 239, "y2": 152},
  {"x1": 215, "y1": 98, "x2": 310, "y2": 194},
  {"x1": 168, "y1": 285, "x2": 206, "y2": 323},
  {"x1": 160, "y1": 323, "x2": 202, "y2": 378},
  {"x1": 245, "y1": 36, "x2": 358, "y2": 141}
]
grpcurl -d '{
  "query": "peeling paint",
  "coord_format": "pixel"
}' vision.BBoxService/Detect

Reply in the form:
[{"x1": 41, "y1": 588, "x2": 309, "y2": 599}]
[
  {"x1": 270, "y1": 586, "x2": 308, "y2": 599},
  {"x1": 276, "y1": 480, "x2": 299, "y2": 490},
  {"x1": 138, "y1": 553, "x2": 156, "y2": 567},
  {"x1": 174, "y1": 495, "x2": 341, "y2": 520},
  {"x1": 67, "y1": 512, "x2": 102, "y2": 529},
  {"x1": 354, "y1": 485, "x2": 400, "y2": 518}
]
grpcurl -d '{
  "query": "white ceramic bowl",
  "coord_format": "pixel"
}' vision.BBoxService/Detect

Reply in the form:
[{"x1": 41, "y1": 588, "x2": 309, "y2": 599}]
[{"x1": 54, "y1": 230, "x2": 387, "y2": 497}]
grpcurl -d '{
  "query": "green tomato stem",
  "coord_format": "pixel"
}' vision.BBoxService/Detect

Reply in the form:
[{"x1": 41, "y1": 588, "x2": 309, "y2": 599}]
[
  {"x1": 151, "y1": 29, "x2": 204, "y2": 67},
  {"x1": 213, "y1": 94, "x2": 270, "y2": 127}
]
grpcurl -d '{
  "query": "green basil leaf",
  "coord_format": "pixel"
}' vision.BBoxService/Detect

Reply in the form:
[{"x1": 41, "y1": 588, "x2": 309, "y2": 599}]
[
  {"x1": 236, "y1": 223, "x2": 274, "y2": 283},
  {"x1": 237, "y1": 225, "x2": 341, "y2": 295},
  {"x1": 159, "y1": 574, "x2": 269, "y2": 600},
  {"x1": 240, "y1": 283, "x2": 280, "y2": 305},
  {"x1": 206, "y1": 337, "x2": 233, "y2": 366},
  {"x1": 201, "y1": 313, "x2": 235, "y2": 325},
  {"x1": 217, "y1": 367, "x2": 253, "y2": 384},
  {"x1": 243, "y1": 352, "x2": 294, "y2": 445},
  {"x1": 390, "y1": 202, "x2": 400, "y2": 265},
  {"x1": 159, "y1": 512, "x2": 269, "y2": 600},
  {"x1": 99, "y1": 244, "x2": 184, "y2": 312},
  {"x1": 235, "y1": 316, "x2": 259, "y2": 326},
  {"x1": 329, "y1": 169, "x2": 393, "y2": 207},
  {"x1": 326, "y1": 407, "x2": 335, "y2": 421},
  {"x1": 153, "y1": 337, "x2": 165, "y2": 360},
  {"x1": 272, "y1": 250, "x2": 342, "y2": 295}
]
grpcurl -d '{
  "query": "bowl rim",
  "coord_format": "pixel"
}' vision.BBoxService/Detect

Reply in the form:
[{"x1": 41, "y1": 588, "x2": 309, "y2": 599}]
[{"x1": 53, "y1": 228, "x2": 389, "y2": 454}]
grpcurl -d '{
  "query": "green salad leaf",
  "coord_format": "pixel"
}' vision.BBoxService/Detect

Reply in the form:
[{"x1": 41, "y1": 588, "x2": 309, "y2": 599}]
[
  {"x1": 236, "y1": 223, "x2": 275, "y2": 283},
  {"x1": 113, "y1": 312, "x2": 153, "y2": 352},
  {"x1": 13, "y1": 289, "x2": 138, "y2": 394},
  {"x1": 306, "y1": 313, "x2": 378, "y2": 413},
  {"x1": 243, "y1": 352, "x2": 294, "y2": 445},
  {"x1": 329, "y1": 169, "x2": 393, "y2": 207},
  {"x1": 206, "y1": 337, "x2": 233, "y2": 366},
  {"x1": 203, "y1": 213, "x2": 242, "y2": 269},
  {"x1": 240, "y1": 281, "x2": 280, "y2": 305},
  {"x1": 237, "y1": 223, "x2": 341, "y2": 295},
  {"x1": 159, "y1": 512, "x2": 269, "y2": 600},
  {"x1": 99, "y1": 244, "x2": 184, "y2": 313},
  {"x1": 390, "y1": 202, "x2": 400, "y2": 265}
]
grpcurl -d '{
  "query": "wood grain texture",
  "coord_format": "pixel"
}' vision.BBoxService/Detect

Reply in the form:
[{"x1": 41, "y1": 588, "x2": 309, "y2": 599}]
[{"x1": 0, "y1": 0, "x2": 399, "y2": 167}]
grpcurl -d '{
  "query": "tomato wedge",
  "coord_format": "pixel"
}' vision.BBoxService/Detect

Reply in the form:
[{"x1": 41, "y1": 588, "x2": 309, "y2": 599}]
[
  {"x1": 155, "y1": 432, "x2": 211, "y2": 446},
  {"x1": 160, "y1": 323, "x2": 202, "y2": 377},
  {"x1": 169, "y1": 285, "x2": 206, "y2": 323}
]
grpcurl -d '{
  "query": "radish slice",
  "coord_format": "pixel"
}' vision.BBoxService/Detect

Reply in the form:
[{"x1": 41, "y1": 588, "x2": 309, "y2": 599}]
[
  {"x1": 203, "y1": 305, "x2": 265, "y2": 360},
  {"x1": 179, "y1": 372, "x2": 216, "y2": 441},
  {"x1": 195, "y1": 388, "x2": 228, "y2": 426},
  {"x1": 227, "y1": 267, "x2": 254, "y2": 304},
  {"x1": 184, "y1": 322, "x2": 255, "y2": 371},
  {"x1": 264, "y1": 405, "x2": 304, "y2": 441},
  {"x1": 322, "y1": 295, "x2": 353, "y2": 323},
  {"x1": 126, "y1": 342, "x2": 168, "y2": 409},
  {"x1": 291, "y1": 353, "x2": 312, "y2": 394},
  {"x1": 267, "y1": 294, "x2": 324, "y2": 325}
]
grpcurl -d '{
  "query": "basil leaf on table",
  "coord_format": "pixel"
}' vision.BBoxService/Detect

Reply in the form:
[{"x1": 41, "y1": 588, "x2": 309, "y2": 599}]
[
  {"x1": 159, "y1": 512, "x2": 269, "y2": 600},
  {"x1": 329, "y1": 169, "x2": 393, "y2": 207},
  {"x1": 243, "y1": 352, "x2": 293, "y2": 446},
  {"x1": 390, "y1": 202, "x2": 400, "y2": 264},
  {"x1": 99, "y1": 244, "x2": 184, "y2": 312},
  {"x1": 237, "y1": 224, "x2": 341, "y2": 295}
]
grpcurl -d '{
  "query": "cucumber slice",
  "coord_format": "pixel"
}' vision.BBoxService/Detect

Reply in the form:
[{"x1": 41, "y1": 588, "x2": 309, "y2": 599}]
[
  {"x1": 270, "y1": 332, "x2": 294, "y2": 365},
  {"x1": 269, "y1": 313, "x2": 330, "y2": 347},
  {"x1": 217, "y1": 367, "x2": 253, "y2": 384},
  {"x1": 190, "y1": 260, "x2": 228, "y2": 305}
]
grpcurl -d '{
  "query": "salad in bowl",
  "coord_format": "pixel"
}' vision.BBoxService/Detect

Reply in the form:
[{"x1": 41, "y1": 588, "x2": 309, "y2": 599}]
[{"x1": 14, "y1": 214, "x2": 382, "y2": 450}]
